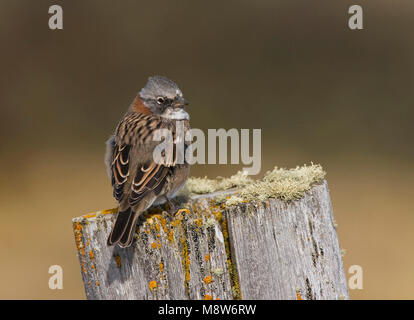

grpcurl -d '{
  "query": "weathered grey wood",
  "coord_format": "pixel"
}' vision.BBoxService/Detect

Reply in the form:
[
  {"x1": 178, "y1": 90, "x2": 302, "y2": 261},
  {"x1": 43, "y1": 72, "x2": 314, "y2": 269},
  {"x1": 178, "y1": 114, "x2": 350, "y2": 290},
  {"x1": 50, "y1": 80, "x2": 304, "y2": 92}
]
[
  {"x1": 226, "y1": 180, "x2": 348, "y2": 299},
  {"x1": 73, "y1": 180, "x2": 348, "y2": 300}
]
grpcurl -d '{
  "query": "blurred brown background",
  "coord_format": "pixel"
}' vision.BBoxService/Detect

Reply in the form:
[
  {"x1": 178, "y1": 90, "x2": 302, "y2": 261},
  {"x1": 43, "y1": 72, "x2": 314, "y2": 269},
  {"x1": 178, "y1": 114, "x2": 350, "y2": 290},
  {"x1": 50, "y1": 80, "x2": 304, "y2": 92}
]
[{"x1": 0, "y1": 0, "x2": 413, "y2": 299}]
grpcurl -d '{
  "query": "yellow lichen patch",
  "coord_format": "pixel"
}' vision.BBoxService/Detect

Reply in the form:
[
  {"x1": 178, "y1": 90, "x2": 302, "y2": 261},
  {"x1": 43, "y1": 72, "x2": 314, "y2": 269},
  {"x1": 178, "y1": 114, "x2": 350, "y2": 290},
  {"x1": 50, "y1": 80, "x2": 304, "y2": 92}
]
[
  {"x1": 211, "y1": 210, "x2": 222, "y2": 223},
  {"x1": 160, "y1": 217, "x2": 168, "y2": 233},
  {"x1": 195, "y1": 219, "x2": 202, "y2": 227},
  {"x1": 175, "y1": 208, "x2": 191, "y2": 216},
  {"x1": 168, "y1": 230, "x2": 174, "y2": 243},
  {"x1": 89, "y1": 250, "x2": 95, "y2": 260},
  {"x1": 82, "y1": 213, "x2": 96, "y2": 219},
  {"x1": 146, "y1": 214, "x2": 162, "y2": 226},
  {"x1": 221, "y1": 218, "x2": 241, "y2": 299},
  {"x1": 101, "y1": 208, "x2": 118, "y2": 215},
  {"x1": 204, "y1": 294, "x2": 213, "y2": 300},
  {"x1": 203, "y1": 275, "x2": 212, "y2": 285},
  {"x1": 155, "y1": 223, "x2": 160, "y2": 232},
  {"x1": 82, "y1": 207, "x2": 118, "y2": 219},
  {"x1": 149, "y1": 281, "x2": 157, "y2": 291},
  {"x1": 205, "y1": 254, "x2": 210, "y2": 262},
  {"x1": 181, "y1": 238, "x2": 191, "y2": 286},
  {"x1": 73, "y1": 222, "x2": 85, "y2": 257},
  {"x1": 171, "y1": 220, "x2": 180, "y2": 228},
  {"x1": 114, "y1": 255, "x2": 121, "y2": 268}
]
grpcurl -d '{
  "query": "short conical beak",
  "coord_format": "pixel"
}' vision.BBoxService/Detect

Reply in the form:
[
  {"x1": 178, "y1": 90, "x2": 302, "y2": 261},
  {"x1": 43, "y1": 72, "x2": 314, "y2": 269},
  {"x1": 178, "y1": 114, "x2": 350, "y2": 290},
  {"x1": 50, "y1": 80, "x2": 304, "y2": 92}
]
[{"x1": 173, "y1": 96, "x2": 189, "y2": 108}]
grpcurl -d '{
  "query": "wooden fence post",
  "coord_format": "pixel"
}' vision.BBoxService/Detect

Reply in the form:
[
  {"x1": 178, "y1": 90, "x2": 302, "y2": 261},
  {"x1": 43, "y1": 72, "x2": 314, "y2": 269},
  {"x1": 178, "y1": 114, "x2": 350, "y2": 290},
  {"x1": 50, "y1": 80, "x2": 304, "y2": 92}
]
[{"x1": 73, "y1": 179, "x2": 349, "y2": 300}]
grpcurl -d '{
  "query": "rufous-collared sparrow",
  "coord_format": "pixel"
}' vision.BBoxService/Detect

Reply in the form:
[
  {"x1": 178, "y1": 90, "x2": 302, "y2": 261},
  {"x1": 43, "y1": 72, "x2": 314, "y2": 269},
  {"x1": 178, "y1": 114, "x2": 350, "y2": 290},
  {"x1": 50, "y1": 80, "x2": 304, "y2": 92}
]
[{"x1": 105, "y1": 76, "x2": 191, "y2": 248}]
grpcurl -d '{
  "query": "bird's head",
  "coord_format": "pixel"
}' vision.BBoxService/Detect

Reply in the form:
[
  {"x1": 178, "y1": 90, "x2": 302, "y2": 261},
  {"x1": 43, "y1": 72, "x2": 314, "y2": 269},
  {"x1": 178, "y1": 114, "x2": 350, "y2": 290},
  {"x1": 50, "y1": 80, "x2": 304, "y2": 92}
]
[{"x1": 136, "y1": 75, "x2": 189, "y2": 120}]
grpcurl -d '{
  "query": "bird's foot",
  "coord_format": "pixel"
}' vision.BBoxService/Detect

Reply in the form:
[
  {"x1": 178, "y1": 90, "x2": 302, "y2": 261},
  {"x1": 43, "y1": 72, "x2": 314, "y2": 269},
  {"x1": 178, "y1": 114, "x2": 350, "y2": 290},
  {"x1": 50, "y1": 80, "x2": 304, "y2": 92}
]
[{"x1": 165, "y1": 197, "x2": 178, "y2": 215}]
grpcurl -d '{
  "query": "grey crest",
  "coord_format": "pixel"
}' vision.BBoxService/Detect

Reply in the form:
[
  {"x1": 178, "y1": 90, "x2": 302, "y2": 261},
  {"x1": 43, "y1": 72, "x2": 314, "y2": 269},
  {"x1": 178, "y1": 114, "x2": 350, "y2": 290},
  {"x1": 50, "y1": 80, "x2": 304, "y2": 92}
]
[{"x1": 139, "y1": 75, "x2": 182, "y2": 100}]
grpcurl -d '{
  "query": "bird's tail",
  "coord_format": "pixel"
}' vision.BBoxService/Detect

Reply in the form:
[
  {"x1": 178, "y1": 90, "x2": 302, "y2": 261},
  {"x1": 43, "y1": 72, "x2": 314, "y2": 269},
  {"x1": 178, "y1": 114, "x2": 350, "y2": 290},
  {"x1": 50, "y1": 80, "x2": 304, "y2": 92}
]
[{"x1": 107, "y1": 208, "x2": 140, "y2": 248}]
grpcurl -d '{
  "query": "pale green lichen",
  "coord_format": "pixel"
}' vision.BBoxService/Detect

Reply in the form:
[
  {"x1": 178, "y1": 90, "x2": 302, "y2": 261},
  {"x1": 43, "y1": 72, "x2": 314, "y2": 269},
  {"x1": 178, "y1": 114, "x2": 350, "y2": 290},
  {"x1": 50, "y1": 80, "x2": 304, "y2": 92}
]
[
  {"x1": 213, "y1": 193, "x2": 229, "y2": 204},
  {"x1": 212, "y1": 267, "x2": 224, "y2": 276},
  {"x1": 230, "y1": 163, "x2": 326, "y2": 204},
  {"x1": 185, "y1": 163, "x2": 326, "y2": 205},
  {"x1": 205, "y1": 217, "x2": 217, "y2": 228},
  {"x1": 225, "y1": 195, "x2": 244, "y2": 206},
  {"x1": 185, "y1": 170, "x2": 253, "y2": 194}
]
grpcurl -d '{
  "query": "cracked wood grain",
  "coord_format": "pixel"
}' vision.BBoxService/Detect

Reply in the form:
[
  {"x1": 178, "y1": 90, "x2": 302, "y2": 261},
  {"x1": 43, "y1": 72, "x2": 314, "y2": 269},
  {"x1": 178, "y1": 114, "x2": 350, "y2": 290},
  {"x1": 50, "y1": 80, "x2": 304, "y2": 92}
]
[{"x1": 72, "y1": 180, "x2": 348, "y2": 300}]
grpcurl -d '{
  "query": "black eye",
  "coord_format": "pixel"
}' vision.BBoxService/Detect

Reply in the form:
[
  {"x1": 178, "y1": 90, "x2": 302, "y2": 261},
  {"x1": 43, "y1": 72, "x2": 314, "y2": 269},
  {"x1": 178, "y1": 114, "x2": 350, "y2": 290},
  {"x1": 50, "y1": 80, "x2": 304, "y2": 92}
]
[{"x1": 156, "y1": 97, "x2": 165, "y2": 105}]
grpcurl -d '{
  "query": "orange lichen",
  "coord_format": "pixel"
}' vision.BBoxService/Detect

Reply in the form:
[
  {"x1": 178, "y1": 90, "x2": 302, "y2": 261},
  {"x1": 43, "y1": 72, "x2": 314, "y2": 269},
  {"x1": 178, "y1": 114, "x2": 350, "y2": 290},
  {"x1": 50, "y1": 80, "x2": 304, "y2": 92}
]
[
  {"x1": 160, "y1": 217, "x2": 168, "y2": 233},
  {"x1": 91, "y1": 265, "x2": 95, "y2": 269},
  {"x1": 115, "y1": 255, "x2": 121, "y2": 268},
  {"x1": 204, "y1": 294, "x2": 212, "y2": 300},
  {"x1": 73, "y1": 222, "x2": 85, "y2": 257},
  {"x1": 168, "y1": 230, "x2": 174, "y2": 243},
  {"x1": 212, "y1": 210, "x2": 222, "y2": 222},
  {"x1": 155, "y1": 223, "x2": 160, "y2": 232},
  {"x1": 82, "y1": 213, "x2": 96, "y2": 219},
  {"x1": 171, "y1": 220, "x2": 181, "y2": 228},
  {"x1": 296, "y1": 291, "x2": 302, "y2": 300},
  {"x1": 82, "y1": 207, "x2": 118, "y2": 219},
  {"x1": 89, "y1": 250, "x2": 94, "y2": 260},
  {"x1": 101, "y1": 208, "x2": 118, "y2": 215},
  {"x1": 205, "y1": 254, "x2": 210, "y2": 262},
  {"x1": 151, "y1": 242, "x2": 157, "y2": 249},
  {"x1": 221, "y1": 218, "x2": 241, "y2": 299},
  {"x1": 159, "y1": 262, "x2": 164, "y2": 273},
  {"x1": 176, "y1": 208, "x2": 191, "y2": 216},
  {"x1": 181, "y1": 238, "x2": 191, "y2": 285},
  {"x1": 96, "y1": 281, "x2": 100, "y2": 286},
  {"x1": 149, "y1": 281, "x2": 157, "y2": 291},
  {"x1": 203, "y1": 275, "x2": 212, "y2": 285}
]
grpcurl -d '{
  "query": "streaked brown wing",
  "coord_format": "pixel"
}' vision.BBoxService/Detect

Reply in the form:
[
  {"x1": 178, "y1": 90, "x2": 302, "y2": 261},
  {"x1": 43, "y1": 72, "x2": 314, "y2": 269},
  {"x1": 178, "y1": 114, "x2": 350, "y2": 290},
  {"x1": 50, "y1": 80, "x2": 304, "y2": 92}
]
[
  {"x1": 111, "y1": 144, "x2": 131, "y2": 201},
  {"x1": 113, "y1": 112, "x2": 183, "y2": 207},
  {"x1": 129, "y1": 162, "x2": 170, "y2": 206}
]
